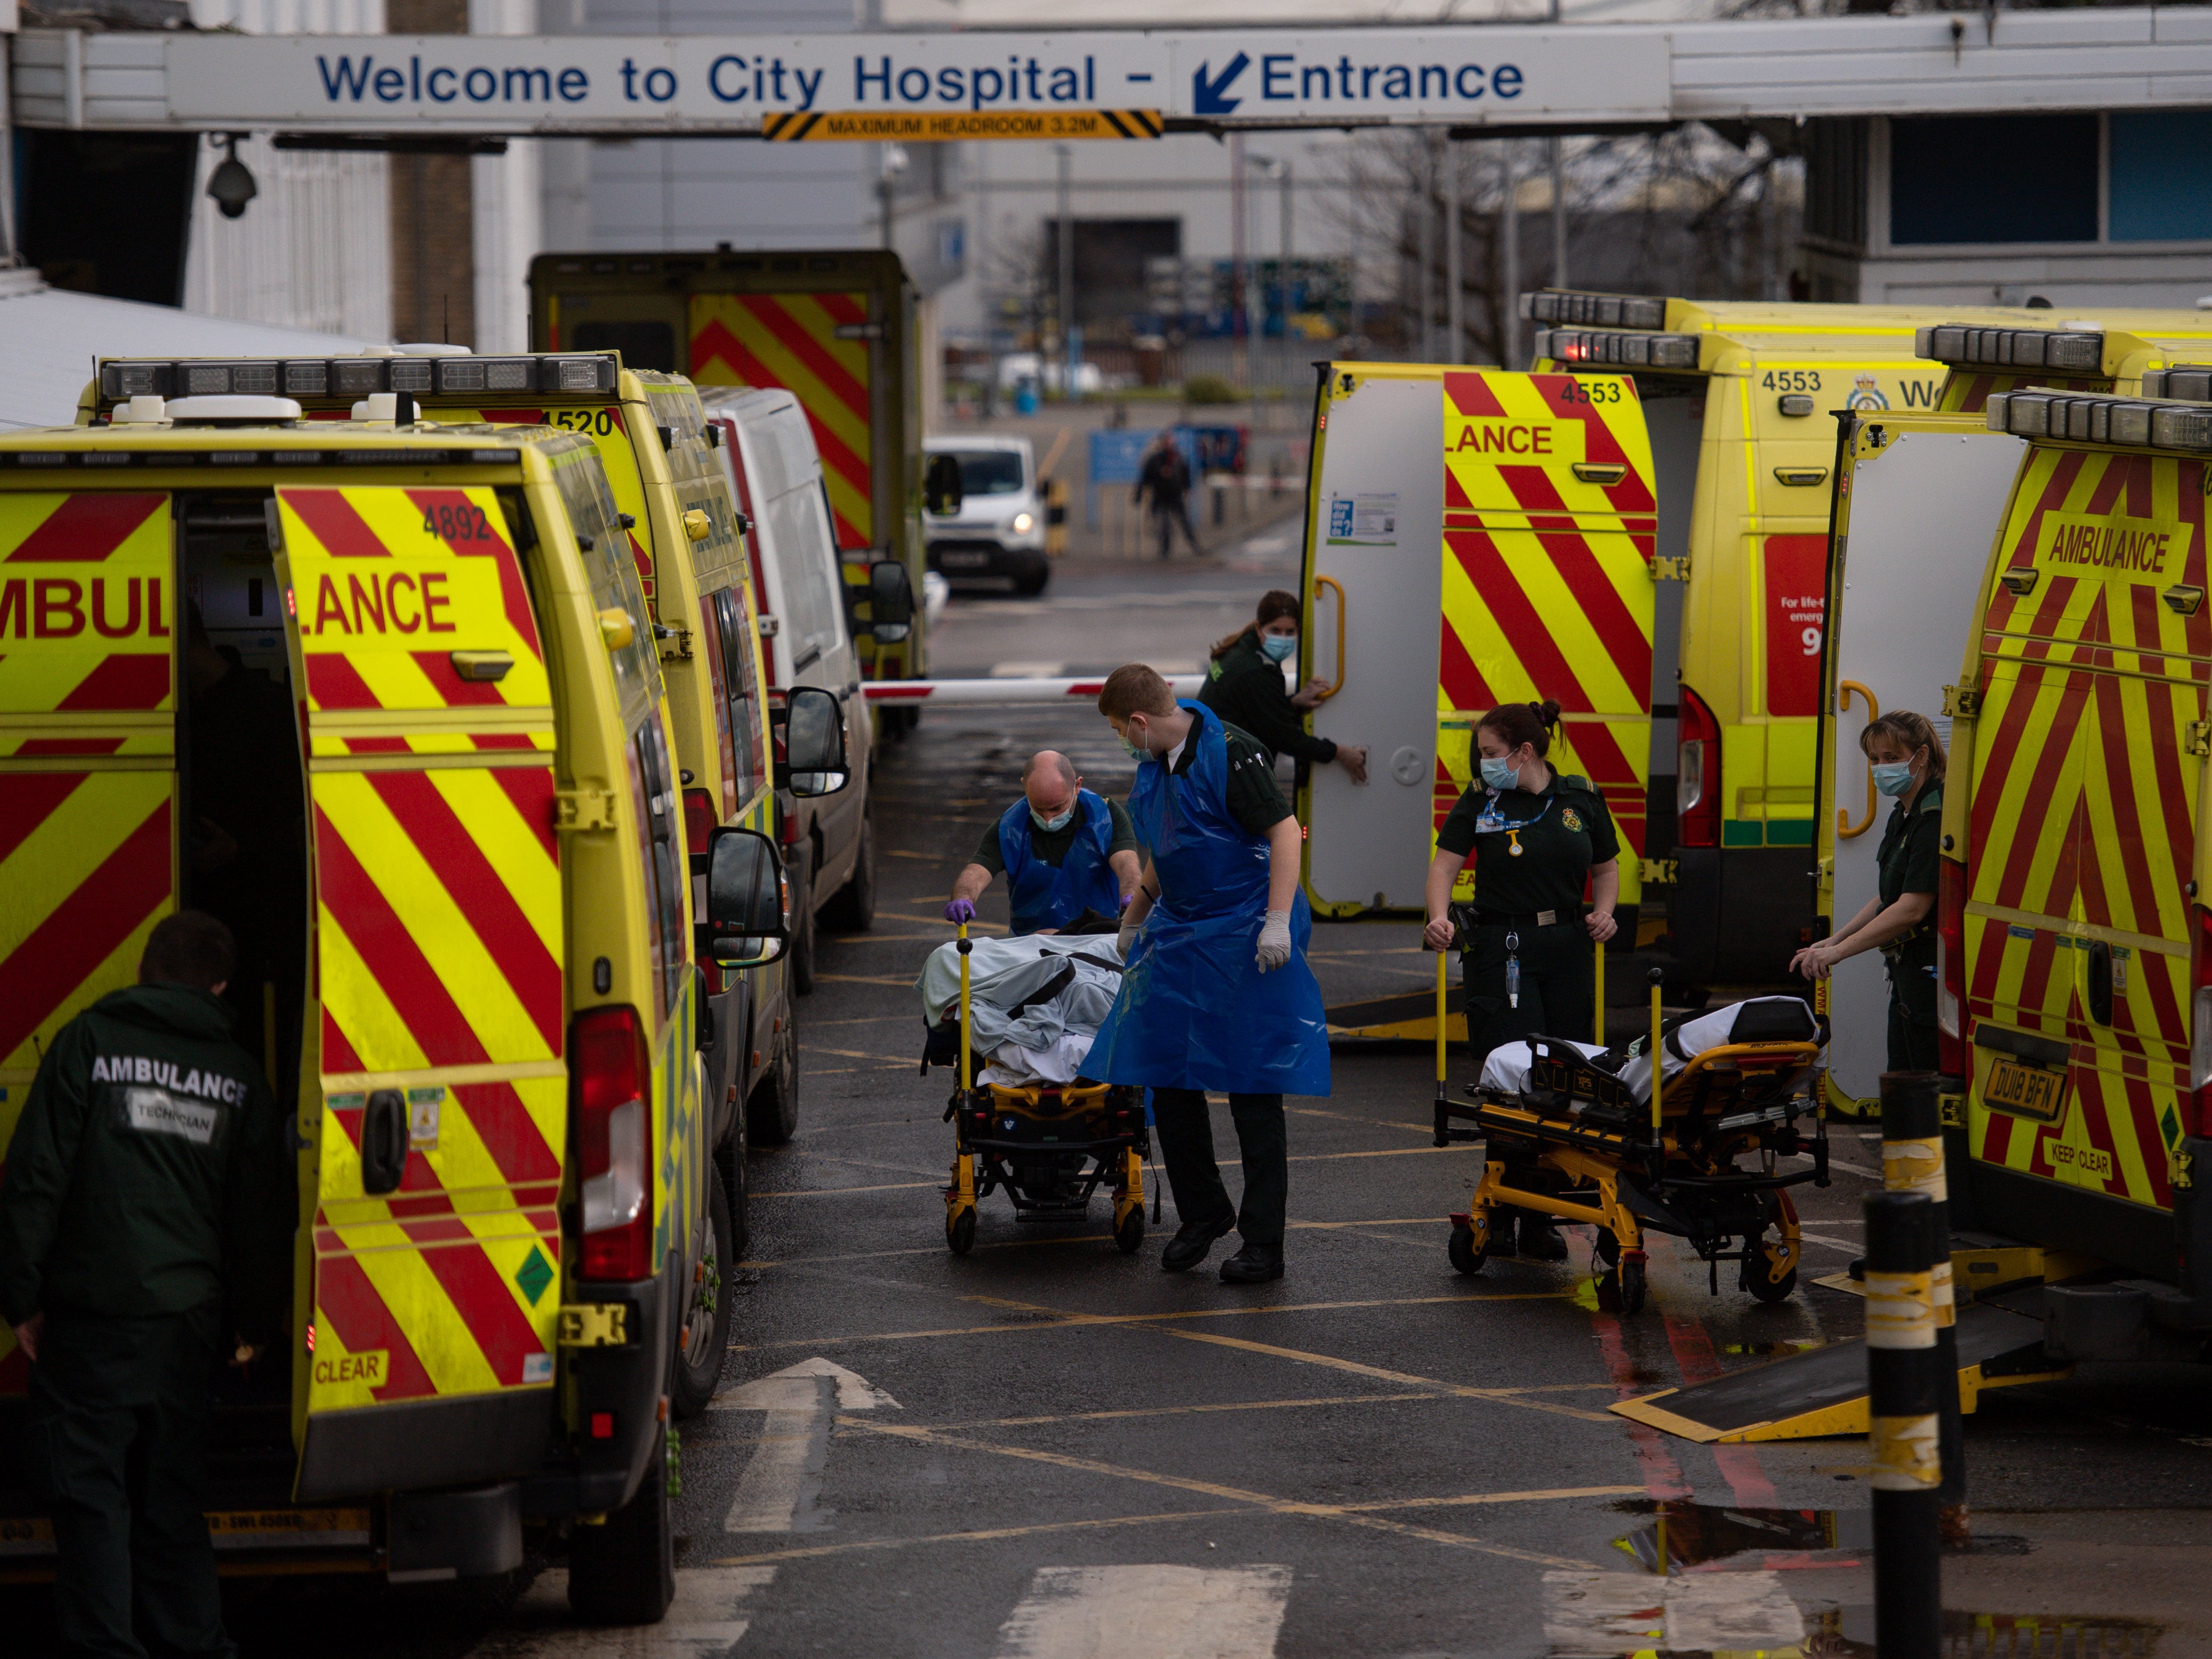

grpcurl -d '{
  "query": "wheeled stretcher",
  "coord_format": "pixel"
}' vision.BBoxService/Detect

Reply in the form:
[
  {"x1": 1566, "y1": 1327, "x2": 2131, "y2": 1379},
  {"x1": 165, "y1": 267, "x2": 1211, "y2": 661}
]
[
  {"x1": 921, "y1": 927, "x2": 1150, "y2": 1256},
  {"x1": 1431, "y1": 968, "x2": 1829, "y2": 1314}
]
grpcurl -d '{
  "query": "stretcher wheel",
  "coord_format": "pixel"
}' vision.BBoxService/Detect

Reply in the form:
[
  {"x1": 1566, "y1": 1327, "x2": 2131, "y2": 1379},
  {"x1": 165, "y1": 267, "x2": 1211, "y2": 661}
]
[
  {"x1": 1594, "y1": 1229, "x2": 1622, "y2": 1268},
  {"x1": 946, "y1": 1208, "x2": 977, "y2": 1255},
  {"x1": 1616, "y1": 1257, "x2": 1648, "y2": 1315},
  {"x1": 1448, "y1": 1224, "x2": 1487, "y2": 1277},
  {"x1": 1741, "y1": 1246, "x2": 1798, "y2": 1304},
  {"x1": 1114, "y1": 1207, "x2": 1146, "y2": 1255}
]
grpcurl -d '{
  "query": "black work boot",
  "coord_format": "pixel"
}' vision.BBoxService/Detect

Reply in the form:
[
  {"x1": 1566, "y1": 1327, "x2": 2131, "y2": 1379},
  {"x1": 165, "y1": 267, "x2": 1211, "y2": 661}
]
[
  {"x1": 1518, "y1": 1214, "x2": 1569, "y2": 1261},
  {"x1": 1487, "y1": 1212, "x2": 1520, "y2": 1257},
  {"x1": 1219, "y1": 1242, "x2": 1285, "y2": 1283},
  {"x1": 1160, "y1": 1213, "x2": 1235, "y2": 1273}
]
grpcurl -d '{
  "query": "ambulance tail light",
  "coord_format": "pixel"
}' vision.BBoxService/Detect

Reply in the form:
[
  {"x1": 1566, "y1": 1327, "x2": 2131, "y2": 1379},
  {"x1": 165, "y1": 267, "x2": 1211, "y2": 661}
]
[
  {"x1": 1937, "y1": 855, "x2": 1968, "y2": 1074},
  {"x1": 574, "y1": 1005, "x2": 656, "y2": 1282},
  {"x1": 683, "y1": 787, "x2": 717, "y2": 857},
  {"x1": 1676, "y1": 687, "x2": 1721, "y2": 848},
  {"x1": 2190, "y1": 905, "x2": 2212, "y2": 1134}
]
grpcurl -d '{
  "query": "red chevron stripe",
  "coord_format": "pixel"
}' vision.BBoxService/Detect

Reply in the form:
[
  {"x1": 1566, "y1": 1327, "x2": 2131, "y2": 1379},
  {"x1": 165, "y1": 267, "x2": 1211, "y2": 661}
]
[
  {"x1": 306, "y1": 652, "x2": 381, "y2": 712},
  {"x1": 4, "y1": 494, "x2": 164, "y2": 563},
  {"x1": 415, "y1": 1228, "x2": 547, "y2": 1385},
  {"x1": 692, "y1": 318, "x2": 871, "y2": 544},
  {"x1": 0, "y1": 797, "x2": 169, "y2": 1064},
  {"x1": 314, "y1": 1253, "x2": 439, "y2": 1402},
  {"x1": 314, "y1": 802, "x2": 488, "y2": 1070},
  {"x1": 1986, "y1": 453, "x2": 2088, "y2": 635},
  {"x1": 284, "y1": 490, "x2": 389, "y2": 559},
  {"x1": 1446, "y1": 529, "x2": 1594, "y2": 713},
  {"x1": 11, "y1": 738, "x2": 124, "y2": 757},
  {"x1": 1528, "y1": 374, "x2": 1658, "y2": 514},
  {"x1": 1489, "y1": 467, "x2": 1652, "y2": 706},
  {"x1": 405, "y1": 651, "x2": 507, "y2": 709},
  {"x1": 0, "y1": 772, "x2": 85, "y2": 866},
  {"x1": 404, "y1": 489, "x2": 541, "y2": 661},
  {"x1": 1437, "y1": 615, "x2": 1492, "y2": 710},
  {"x1": 365, "y1": 769, "x2": 562, "y2": 1055},
  {"x1": 494, "y1": 766, "x2": 559, "y2": 863},
  {"x1": 454, "y1": 1079, "x2": 562, "y2": 1184},
  {"x1": 1443, "y1": 371, "x2": 1507, "y2": 419},
  {"x1": 815, "y1": 290, "x2": 867, "y2": 328},
  {"x1": 2131, "y1": 1074, "x2": 2174, "y2": 1207},
  {"x1": 2010, "y1": 926, "x2": 2061, "y2": 1034},
  {"x1": 57, "y1": 653, "x2": 170, "y2": 711},
  {"x1": 743, "y1": 294, "x2": 870, "y2": 416},
  {"x1": 1991, "y1": 672, "x2": 2092, "y2": 913}
]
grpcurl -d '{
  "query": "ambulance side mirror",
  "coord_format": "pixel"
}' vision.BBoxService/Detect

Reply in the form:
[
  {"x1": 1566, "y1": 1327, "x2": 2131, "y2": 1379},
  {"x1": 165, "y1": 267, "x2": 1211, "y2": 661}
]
[
  {"x1": 773, "y1": 684, "x2": 849, "y2": 798},
  {"x1": 868, "y1": 559, "x2": 914, "y2": 643},
  {"x1": 701, "y1": 826, "x2": 789, "y2": 970},
  {"x1": 924, "y1": 452, "x2": 964, "y2": 518}
]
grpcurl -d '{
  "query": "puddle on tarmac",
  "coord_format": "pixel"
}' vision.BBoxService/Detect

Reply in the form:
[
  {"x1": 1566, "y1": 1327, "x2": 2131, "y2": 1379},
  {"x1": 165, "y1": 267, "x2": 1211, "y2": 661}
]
[
  {"x1": 1792, "y1": 1610, "x2": 2165, "y2": 1658},
  {"x1": 1610, "y1": 1499, "x2": 1873, "y2": 1573},
  {"x1": 1722, "y1": 1339, "x2": 1826, "y2": 1359}
]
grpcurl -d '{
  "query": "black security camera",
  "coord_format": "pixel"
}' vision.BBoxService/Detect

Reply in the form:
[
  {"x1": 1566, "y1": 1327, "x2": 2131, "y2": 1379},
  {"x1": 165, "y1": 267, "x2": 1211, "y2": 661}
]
[{"x1": 207, "y1": 133, "x2": 258, "y2": 221}]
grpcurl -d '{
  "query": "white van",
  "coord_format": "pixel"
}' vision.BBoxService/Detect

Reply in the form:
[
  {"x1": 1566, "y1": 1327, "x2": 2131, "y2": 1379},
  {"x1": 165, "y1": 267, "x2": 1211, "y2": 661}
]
[
  {"x1": 925, "y1": 434, "x2": 1051, "y2": 595},
  {"x1": 700, "y1": 385, "x2": 878, "y2": 991}
]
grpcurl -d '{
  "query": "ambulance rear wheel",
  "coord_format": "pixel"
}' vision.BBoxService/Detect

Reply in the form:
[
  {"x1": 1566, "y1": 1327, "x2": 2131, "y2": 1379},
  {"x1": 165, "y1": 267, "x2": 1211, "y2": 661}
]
[
  {"x1": 823, "y1": 814, "x2": 876, "y2": 932},
  {"x1": 1114, "y1": 1207, "x2": 1145, "y2": 1255},
  {"x1": 947, "y1": 1208, "x2": 977, "y2": 1255},
  {"x1": 1448, "y1": 1224, "x2": 1487, "y2": 1277},
  {"x1": 671, "y1": 1176, "x2": 735, "y2": 1419},
  {"x1": 569, "y1": 1425, "x2": 675, "y2": 1625}
]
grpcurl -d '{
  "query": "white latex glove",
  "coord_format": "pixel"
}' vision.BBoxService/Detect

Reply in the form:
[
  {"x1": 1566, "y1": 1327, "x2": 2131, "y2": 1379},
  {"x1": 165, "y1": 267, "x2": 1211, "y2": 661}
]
[
  {"x1": 1117, "y1": 922, "x2": 1141, "y2": 959},
  {"x1": 1255, "y1": 909, "x2": 1293, "y2": 974}
]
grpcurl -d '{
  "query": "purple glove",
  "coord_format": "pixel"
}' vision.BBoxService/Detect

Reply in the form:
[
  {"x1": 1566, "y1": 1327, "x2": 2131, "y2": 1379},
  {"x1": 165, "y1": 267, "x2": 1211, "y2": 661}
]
[{"x1": 944, "y1": 898, "x2": 977, "y2": 924}]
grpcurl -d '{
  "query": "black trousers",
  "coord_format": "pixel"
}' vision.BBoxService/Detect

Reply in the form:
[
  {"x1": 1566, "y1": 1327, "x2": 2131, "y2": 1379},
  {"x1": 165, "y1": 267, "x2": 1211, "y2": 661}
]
[
  {"x1": 1150, "y1": 1089, "x2": 1286, "y2": 1246},
  {"x1": 28, "y1": 1305, "x2": 235, "y2": 1659}
]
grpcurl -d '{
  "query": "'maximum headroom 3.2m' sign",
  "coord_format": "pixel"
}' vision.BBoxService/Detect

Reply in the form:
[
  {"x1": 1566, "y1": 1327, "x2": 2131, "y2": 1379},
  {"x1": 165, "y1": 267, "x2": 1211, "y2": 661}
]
[{"x1": 162, "y1": 29, "x2": 1669, "y2": 132}]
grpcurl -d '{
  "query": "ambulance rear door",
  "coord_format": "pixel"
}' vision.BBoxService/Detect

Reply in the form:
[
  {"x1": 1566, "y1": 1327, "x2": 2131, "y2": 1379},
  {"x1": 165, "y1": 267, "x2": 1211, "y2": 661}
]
[
  {"x1": 0, "y1": 490, "x2": 176, "y2": 1396},
  {"x1": 272, "y1": 482, "x2": 567, "y2": 1498},
  {"x1": 1301, "y1": 367, "x2": 1657, "y2": 921},
  {"x1": 1821, "y1": 416, "x2": 2025, "y2": 1109},
  {"x1": 1961, "y1": 440, "x2": 2206, "y2": 1269}
]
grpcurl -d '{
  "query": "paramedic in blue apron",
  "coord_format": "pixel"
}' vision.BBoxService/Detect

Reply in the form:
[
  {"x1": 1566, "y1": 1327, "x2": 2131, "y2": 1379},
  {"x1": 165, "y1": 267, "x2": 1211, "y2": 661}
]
[
  {"x1": 1791, "y1": 711, "x2": 1944, "y2": 1071},
  {"x1": 1421, "y1": 699, "x2": 1619, "y2": 1261},
  {"x1": 1084, "y1": 666, "x2": 1331, "y2": 1284},
  {"x1": 944, "y1": 750, "x2": 1143, "y2": 935}
]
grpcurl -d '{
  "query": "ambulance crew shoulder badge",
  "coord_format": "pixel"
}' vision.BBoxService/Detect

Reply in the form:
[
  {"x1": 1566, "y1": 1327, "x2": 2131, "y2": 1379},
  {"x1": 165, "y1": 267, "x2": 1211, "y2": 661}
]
[{"x1": 1561, "y1": 808, "x2": 1583, "y2": 832}]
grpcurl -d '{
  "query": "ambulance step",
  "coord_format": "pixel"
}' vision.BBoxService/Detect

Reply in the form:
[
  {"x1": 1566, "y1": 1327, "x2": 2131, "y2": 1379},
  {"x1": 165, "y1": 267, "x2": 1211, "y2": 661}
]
[
  {"x1": 1610, "y1": 1291, "x2": 2068, "y2": 1444},
  {"x1": 1324, "y1": 993, "x2": 1465, "y2": 1044}
]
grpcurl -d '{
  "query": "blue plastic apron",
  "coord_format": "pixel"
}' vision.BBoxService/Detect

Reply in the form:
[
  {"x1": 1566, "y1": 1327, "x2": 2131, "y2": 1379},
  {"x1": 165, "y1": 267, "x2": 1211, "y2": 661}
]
[
  {"x1": 1084, "y1": 701, "x2": 1331, "y2": 1096},
  {"x1": 999, "y1": 790, "x2": 1123, "y2": 935}
]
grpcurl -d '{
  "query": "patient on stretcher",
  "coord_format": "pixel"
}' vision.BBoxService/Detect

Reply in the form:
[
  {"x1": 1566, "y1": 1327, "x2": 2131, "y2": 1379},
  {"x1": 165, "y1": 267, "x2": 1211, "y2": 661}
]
[
  {"x1": 916, "y1": 933, "x2": 1127, "y2": 1088},
  {"x1": 1478, "y1": 996, "x2": 1819, "y2": 1104}
]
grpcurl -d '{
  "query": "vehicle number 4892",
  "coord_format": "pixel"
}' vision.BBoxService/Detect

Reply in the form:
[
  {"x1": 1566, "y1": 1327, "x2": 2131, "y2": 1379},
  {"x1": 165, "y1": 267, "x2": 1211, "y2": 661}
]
[{"x1": 424, "y1": 504, "x2": 493, "y2": 541}]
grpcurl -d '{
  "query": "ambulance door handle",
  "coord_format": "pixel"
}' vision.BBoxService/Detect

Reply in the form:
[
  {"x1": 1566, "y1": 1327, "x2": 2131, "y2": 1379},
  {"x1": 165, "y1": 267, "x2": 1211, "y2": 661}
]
[
  {"x1": 1312, "y1": 575, "x2": 1346, "y2": 702},
  {"x1": 1838, "y1": 680, "x2": 1880, "y2": 840},
  {"x1": 2086, "y1": 940, "x2": 2114, "y2": 1027},
  {"x1": 360, "y1": 1089, "x2": 407, "y2": 1195}
]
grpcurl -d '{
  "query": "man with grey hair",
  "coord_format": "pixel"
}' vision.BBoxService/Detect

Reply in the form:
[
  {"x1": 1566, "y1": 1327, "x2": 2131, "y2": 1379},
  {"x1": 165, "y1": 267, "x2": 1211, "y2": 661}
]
[{"x1": 946, "y1": 750, "x2": 1141, "y2": 935}]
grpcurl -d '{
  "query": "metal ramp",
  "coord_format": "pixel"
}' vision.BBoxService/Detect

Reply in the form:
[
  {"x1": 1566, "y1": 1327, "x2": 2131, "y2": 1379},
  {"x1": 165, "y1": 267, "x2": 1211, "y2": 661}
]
[{"x1": 1612, "y1": 1285, "x2": 2070, "y2": 1444}]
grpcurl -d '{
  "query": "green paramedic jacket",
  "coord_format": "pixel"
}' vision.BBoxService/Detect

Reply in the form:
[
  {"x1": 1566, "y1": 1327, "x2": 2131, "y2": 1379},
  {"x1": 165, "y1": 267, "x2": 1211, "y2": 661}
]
[{"x1": 0, "y1": 982, "x2": 290, "y2": 1339}]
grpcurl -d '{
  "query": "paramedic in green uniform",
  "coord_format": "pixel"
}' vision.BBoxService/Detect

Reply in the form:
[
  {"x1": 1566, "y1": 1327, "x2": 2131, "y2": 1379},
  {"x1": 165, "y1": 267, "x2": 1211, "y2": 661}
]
[
  {"x1": 1421, "y1": 699, "x2": 1620, "y2": 1260},
  {"x1": 0, "y1": 910, "x2": 290, "y2": 1659},
  {"x1": 1792, "y1": 711, "x2": 1945, "y2": 1071},
  {"x1": 1199, "y1": 590, "x2": 1369, "y2": 782}
]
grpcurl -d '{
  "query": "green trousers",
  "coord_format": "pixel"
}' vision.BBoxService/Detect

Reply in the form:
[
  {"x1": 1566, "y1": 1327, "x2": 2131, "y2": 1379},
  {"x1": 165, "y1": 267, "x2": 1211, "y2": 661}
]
[
  {"x1": 1151, "y1": 1089, "x2": 1287, "y2": 1246},
  {"x1": 1462, "y1": 919, "x2": 1597, "y2": 1064},
  {"x1": 28, "y1": 1305, "x2": 235, "y2": 1659},
  {"x1": 1887, "y1": 951, "x2": 1941, "y2": 1072}
]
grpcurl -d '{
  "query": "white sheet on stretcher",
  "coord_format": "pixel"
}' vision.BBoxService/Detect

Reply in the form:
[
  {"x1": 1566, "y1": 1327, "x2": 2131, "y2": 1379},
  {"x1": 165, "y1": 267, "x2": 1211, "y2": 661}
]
[
  {"x1": 917, "y1": 932, "x2": 1126, "y2": 1088},
  {"x1": 1477, "y1": 996, "x2": 1816, "y2": 1104}
]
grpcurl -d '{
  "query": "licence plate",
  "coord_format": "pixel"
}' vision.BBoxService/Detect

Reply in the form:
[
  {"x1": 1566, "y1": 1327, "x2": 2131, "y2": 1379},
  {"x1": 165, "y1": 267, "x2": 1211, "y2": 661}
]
[
  {"x1": 939, "y1": 551, "x2": 991, "y2": 569},
  {"x1": 1983, "y1": 1054, "x2": 2068, "y2": 1122}
]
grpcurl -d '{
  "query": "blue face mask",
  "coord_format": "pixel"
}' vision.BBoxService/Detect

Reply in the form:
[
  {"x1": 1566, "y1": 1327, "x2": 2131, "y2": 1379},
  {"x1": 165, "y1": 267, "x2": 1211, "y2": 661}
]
[
  {"x1": 1259, "y1": 632, "x2": 1297, "y2": 663},
  {"x1": 1480, "y1": 756, "x2": 1520, "y2": 791},
  {"x1": 1120, "y1": 724, "x2": 1150, "y2": 761},
  {"x1": 1031, "y1": 807, "x2": 1074, "y2": 832},
  {"x1": 1872, "y1": 761, "x2": 1916, "y2": 797}
]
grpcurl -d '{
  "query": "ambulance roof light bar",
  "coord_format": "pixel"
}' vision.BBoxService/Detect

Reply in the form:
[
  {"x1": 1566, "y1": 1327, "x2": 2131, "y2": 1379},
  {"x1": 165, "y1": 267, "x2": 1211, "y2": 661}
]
[
  {"x1": 1915, "y1": 325, "x2": 2104, "y2": 374},
  {"x1": 1986, "y1": 390, "x2": 2212, "y2": 452},
  {"x1": 1520, "y1": 289, "x2": 1670, "y2": 332},
  {"x1": 2143, "y1": 366, "x2": 2212, "y2": 402},
  {"x1": 1533, "y1": 327, "x2": 1701, "y2": 372},
  {"x1": 97, "y1": 352, "x2": 620, "y2": 404}
]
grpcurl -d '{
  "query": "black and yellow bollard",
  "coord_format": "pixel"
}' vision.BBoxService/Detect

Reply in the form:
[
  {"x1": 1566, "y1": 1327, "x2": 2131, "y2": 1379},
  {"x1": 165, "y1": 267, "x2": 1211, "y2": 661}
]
[
  {"x1": 1880, "y1": 1069, "x2": 1968, "y2": 1543},
  {"x1": 1866, "y1": 1187, "x2": 1944, "y2": 1658}
]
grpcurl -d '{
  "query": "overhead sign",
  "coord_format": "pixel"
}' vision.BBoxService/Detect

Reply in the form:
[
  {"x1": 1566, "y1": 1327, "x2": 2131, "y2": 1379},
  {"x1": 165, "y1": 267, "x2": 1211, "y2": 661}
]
[
  {"x1": 158, "y1": 29, "x2": 1671, "y2": 133},
  {"x1": 762, "y1": 108, "x2": 1163, "y2": 142}
]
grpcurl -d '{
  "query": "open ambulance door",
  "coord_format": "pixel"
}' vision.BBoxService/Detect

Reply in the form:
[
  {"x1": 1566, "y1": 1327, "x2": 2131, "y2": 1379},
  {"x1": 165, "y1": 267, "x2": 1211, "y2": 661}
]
[
  {"x1": 1819, "y1": 416, "x2": 2026, "y2": 1113},
  {"x1": 1301, "y1": 366, "x2": 1655, "y2": 1036},
  {"x1": 0, "y1": 491, "x2": 177, "y2": 1396},
  {"x1": 272, "y1": 483, "x2": 569, "y2": 1499}
]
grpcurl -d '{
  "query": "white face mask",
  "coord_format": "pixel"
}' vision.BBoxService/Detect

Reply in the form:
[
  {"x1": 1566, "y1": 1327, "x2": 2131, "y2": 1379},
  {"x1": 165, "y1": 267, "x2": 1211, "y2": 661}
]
[{"x1": 1031, "y1": 806, "x2": 1075, "y2": 832}]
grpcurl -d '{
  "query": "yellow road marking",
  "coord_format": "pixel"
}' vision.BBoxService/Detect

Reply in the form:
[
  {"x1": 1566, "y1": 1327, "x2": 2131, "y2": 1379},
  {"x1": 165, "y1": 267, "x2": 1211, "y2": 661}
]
[
  {"x1": 751, "y1": 1181, "x2": 939, "y2": 1198},
  {"x1": 808, "y1": 1047, "x2": 917, "y2": 1066},
  {"x1": 936, "y1": 1384, "x2": 1616, "y2": 1431},
  {"x1": 804, "y1": 1016, "x2": 918, "y2": 1027},
  {"x1": 1290, "y1": 1143, "x2": 1479, "y2": 1163},
  {"x1": 813, "y1": 973, "x2": 928, "y2": 987},
  {"x1": 713, "y1": 1509, "x2": 1240, "y2": 1567},
  {"x1": 731, "y1": 1291, "x2": 1566, "y2": 1350},
  {"x1": 1291, "y1": 1108, "x2": 1439, "y2": 1135},
  {"x1": 837, "y1": 1420, "x2": 1601, "y2": 1569}
]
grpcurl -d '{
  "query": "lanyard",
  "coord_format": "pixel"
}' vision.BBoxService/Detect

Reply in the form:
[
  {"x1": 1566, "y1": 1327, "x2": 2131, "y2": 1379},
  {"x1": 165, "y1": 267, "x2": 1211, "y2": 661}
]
[{"x1": 1474, "y1": 791, "x2": 1551, "y2": 859}]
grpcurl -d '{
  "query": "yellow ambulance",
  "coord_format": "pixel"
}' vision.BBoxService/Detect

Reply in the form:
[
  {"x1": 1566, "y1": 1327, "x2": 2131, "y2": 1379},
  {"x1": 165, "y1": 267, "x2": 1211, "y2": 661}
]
[
  {"x1": 1942, "y1": 384, "x2": 2212, "y2": 1337},
  {"x1": 0, "y1": 373, "x2": 841, "y2": 1617},
  {"x1": 1918, "y1": 317, "x2": 2212, "y2": 412},
  {"x1": 1523, "y1": 290, "x2": 2066, "y2": 987}
]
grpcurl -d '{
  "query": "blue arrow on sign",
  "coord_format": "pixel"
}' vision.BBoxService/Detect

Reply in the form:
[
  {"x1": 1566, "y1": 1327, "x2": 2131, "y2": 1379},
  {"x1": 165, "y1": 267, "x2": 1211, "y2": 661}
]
[{"x1": 1192, "y1": 52, "x2": 1249, "y2": 117}]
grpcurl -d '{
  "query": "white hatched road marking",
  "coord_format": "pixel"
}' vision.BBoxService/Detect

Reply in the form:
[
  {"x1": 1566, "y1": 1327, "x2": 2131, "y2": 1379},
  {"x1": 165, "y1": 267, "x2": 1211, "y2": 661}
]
[
  {"x1": 468, "y1": 1566, "x2": 776, "y2": 1657},
  {"x1": 714, "y1": 1358, "x2": 898, "y2": 1533},
  {"x1": 1541, "y1": 1569, "x2": 1804, "y2": 1656},
  {"x1": 992, "y1": 1564, "x2": 1293, "y2": 1659}
]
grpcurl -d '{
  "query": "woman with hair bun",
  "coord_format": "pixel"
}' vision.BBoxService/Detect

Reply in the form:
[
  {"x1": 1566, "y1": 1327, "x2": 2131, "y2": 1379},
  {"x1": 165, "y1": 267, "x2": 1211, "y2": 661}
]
[
  {"x1": 1791, "y1": 710, "x2": 1946, "y2": 1070},
  {"x1": 1420, "y1": 698, "x2": 1620, "y2": 1260},
  {"x1": 1199, "y1": 589, "x2": 1369, "y2": 783}
]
